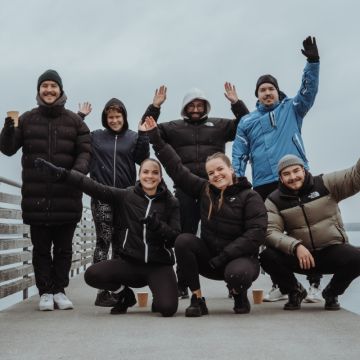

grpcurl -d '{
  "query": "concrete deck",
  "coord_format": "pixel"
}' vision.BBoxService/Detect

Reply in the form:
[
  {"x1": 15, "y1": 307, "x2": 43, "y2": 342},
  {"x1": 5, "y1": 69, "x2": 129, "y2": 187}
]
[{"x1": 0, "y1": 273, "x2": 359, "y2": 360}]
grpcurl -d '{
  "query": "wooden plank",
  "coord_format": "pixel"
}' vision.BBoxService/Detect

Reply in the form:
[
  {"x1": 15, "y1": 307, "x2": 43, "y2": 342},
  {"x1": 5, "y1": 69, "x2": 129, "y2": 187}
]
[
  {"x1": 0, "y1": 223, "x2": 30, "y2": 235},
  {"x1": 0, "y1": 276, "x2": 35, "y2": 299},
  {"x1": 0, "y1": 238, "x2": 32, "y2": 250},
  {"x1": 80, "y1": 220, "x2": 94, "y2": 227},
  {"x1": 0, "y1": 207, "x2": 22, "y2": 219},
  {"x1": 0, "y1": 251, "x2": 32, "y2": 266},
  {"x1": 79, "y1": 242, "x2": 95, "y2": 250},
  {"x1": 0, "y1": 264, "x2": 33, "y2": 281},
  {"x1": 0, "y1": 192, "x2": 22, "y2": 205}
]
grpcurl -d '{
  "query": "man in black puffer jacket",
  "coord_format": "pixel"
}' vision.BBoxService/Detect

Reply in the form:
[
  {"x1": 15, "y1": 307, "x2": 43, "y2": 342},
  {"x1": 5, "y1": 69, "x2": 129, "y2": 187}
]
[
  {"x1": 142, "y1": 84, "x2": 249, "y2": 297},
  {"x1": 0, "y1": 69, "x2": 91, "y2": 311}
]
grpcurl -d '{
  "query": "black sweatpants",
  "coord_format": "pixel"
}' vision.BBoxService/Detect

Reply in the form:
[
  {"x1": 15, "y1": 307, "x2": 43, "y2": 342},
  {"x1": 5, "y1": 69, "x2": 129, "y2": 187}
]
[
  {"x1": 260, "y1": 244, "x2": 360, "y2": 295},
  {"x1": 175, "y1": 233, "x2": 260, "y2": 293},
  {"x1": 30, "y1": 223, "x2": 76, "y2": 295},
  {"x1": 84, "y1": 258, "x2": 178, "y2": 317}
]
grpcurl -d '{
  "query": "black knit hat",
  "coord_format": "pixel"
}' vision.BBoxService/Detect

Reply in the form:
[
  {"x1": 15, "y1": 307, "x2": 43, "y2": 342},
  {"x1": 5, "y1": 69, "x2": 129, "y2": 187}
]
[
  {"x1": 255, "y1": 74, "x2": 279, "y2": 97},
  {"x1": 37, "y1": 69, "x2": 63, "y2": 93}
]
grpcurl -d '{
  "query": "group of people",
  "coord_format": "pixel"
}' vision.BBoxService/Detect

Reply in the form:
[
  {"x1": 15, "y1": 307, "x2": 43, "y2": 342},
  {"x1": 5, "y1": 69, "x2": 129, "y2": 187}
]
[{"x1": 1, "y1": 35, "x2": 360, "y2": 317}]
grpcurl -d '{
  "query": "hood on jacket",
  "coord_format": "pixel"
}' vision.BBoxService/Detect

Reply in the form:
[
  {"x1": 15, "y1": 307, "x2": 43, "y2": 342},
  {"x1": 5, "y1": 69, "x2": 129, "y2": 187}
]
[
  {"x1": 180, "y1": 88, "x2": 211, "y2": 119},
  {"x1": 101, "y1": 98, "x2": 128, "y2": 131}
]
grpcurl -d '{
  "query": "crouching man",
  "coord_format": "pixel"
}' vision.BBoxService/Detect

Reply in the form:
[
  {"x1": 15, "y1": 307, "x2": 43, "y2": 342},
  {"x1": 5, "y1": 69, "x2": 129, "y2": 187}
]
[{"x1": 260, "y1": 154, "x2": 360, "y2": 311}]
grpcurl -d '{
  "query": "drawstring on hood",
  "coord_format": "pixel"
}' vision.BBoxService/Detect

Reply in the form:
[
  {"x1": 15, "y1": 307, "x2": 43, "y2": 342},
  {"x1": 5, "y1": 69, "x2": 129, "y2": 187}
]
[
  {"x1": 101, "y1": 98, "x2": 128, "y2": 132},
  {"x1": 180, "y1": 88, "x2": 211, "y2": 120}
]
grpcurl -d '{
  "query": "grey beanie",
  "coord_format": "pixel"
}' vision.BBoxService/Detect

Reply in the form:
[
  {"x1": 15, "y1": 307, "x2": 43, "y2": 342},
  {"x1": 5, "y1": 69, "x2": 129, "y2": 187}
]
[{"x1": 278, "y1": 154, "x2": 304, "y2": 174}]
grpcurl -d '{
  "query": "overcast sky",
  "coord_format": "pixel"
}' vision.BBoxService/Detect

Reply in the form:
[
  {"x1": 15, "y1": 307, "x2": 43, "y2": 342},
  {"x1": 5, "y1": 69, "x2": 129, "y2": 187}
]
[{"x1": 1, "y1": 0, "x2": 360, "y2": 221}]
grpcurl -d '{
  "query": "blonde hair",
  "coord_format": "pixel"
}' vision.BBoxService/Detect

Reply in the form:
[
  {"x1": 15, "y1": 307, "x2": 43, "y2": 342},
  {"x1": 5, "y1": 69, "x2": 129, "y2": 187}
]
[{"x1": 205, "y1": 152, "x2": 236, "y2": 220}]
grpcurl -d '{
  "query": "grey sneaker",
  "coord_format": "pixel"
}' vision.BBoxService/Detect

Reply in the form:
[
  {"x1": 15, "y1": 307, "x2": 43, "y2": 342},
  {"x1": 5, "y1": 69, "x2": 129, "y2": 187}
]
[
  {"x1": 53, "y1": 292, "x2": 74, "y2": 310},
  {"x1": 304, "y1": 284, "x2": 323, "y2": 303},
  {"x1": 263, "y1": 285, "x2": 288, "y2": 302},
  {"x1": 39, "y1": 293, "x2": 54, "y2": 311}
]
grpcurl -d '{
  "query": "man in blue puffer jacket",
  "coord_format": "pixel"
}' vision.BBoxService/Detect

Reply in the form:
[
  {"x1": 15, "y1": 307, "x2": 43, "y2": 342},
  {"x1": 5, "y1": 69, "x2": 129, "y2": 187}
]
[
  {"x1": 232, "y1": 36, "x2": 320, "y2": 302},
  {"x1": 232, "y1": 36, "x2": 319, "y2": 199}
]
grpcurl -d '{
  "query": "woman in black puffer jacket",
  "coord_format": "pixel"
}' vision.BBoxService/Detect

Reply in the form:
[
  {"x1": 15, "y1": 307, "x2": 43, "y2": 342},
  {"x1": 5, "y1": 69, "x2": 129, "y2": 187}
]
[
  {"x1": 35, "y1": 157, "x2": 180, "y2": 317},
  {"x1": 143, "y1": 116, "x2": 267, "y2": 317}
]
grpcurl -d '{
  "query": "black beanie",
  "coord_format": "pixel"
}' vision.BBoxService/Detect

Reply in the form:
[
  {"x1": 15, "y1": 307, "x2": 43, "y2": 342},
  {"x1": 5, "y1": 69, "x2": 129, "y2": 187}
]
[
  {"x1": 255, "y1": 74, "x2": 279, "y2": 97},
  {"x1": 37, "y1": 69, "x2": 63, "y2": 93}
]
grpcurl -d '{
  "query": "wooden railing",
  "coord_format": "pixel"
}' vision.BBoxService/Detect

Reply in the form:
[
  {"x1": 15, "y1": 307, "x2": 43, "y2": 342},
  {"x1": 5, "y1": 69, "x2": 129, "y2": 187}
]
[{"x1": 0, "y1": 176, "x2": 96, "y2": 301}]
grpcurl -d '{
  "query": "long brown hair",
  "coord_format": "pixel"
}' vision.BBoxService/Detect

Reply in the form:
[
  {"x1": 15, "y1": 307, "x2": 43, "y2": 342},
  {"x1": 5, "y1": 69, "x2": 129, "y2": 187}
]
[{"x1": 205, "y1": 152, "x2": 236, "y2": 220}]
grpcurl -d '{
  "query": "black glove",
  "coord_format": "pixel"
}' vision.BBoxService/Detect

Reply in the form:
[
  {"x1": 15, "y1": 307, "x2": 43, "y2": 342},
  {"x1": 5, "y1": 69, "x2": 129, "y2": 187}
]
[
  {"x1": 3, "y1": 117, "x2": 15, "y2": 134},
  {"x1": 208, "y1": 253, "x2": 228, "y2": 269},
  {"x1": 34, "y1": 158, "x2": 68, "y2": 182},
  {"x1": 301, "y1": 36, "x2": 319, "y2": 63},
  {"x1": 140, "y1": 211, "x2": 161, "y2": 231}
]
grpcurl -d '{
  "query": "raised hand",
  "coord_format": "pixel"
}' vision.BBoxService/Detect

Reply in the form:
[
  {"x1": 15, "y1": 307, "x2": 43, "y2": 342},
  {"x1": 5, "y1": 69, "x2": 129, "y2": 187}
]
[
  {"x1": 301, "y1": 36, "x2": 319, "y2": 63},
  {"x1": 142, "y1": 116, "x2": 158, "y2": 131},
  {"x1": 152, "y1": 85, "x2": 167, "y2": 108},
  {"x1": 224, "y1": 82, "x2": 239, "y2": 104},
  {"x1": 78, "y1": 102, "x2": 93, "y2": 116}
]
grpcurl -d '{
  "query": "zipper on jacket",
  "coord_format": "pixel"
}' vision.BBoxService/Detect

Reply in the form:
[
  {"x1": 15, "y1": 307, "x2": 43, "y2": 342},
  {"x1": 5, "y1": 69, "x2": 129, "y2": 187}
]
[
  {"x1": 269, "y1": 111, "x2": 276, "y2": 127},
  {"x1": 113, "y1": 135, "x2": 117, "y2": 186},
  {"x1": 143, "y1": 196, "x2": 154, "y2": 263},
  {"x1": 298, "y1": 198, "x2": 316, "y2": 250},
  {"x1": 47, "y1": 120, "x2": 53, "y2": 217},
  {"x1": 122, "y1": 228, "x2": 129, "y2": 248}
]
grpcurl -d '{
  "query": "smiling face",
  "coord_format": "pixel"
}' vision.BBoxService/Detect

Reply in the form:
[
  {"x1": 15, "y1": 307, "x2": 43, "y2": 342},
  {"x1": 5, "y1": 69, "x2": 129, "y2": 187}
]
[
  {"x1": 185, "y1": 99, "x2": 206, "y2": 121},
  {"x1": 257, "y1": 83, "x2": 279, "y2": 107},
  {"x1": 39, "y1": 80, "x2": 61, "y2": 105},
  {"x1": 139, "y1": 159, "x2": 162, "y2": 195},
  {"x1": 206, "y1": 157, "x2": 234, "y2": 190},
  {"x1": 106, "y1": 109, "x2": 124, "y2": 132},
  {"x1": 280, "y1": 164, "x2": 306, "y2": 191}
]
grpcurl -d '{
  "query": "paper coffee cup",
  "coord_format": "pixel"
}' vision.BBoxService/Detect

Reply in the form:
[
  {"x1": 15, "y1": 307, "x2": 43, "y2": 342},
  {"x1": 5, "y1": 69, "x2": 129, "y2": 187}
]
[
  {"x1": 252, "y1": 289, "x2": 264, "y2": 304},
  {"x1": 7, "y1": 111, "x2": 19, "y2": 127},
  {"x1": 137, "y1": 292, "x2": 148, "y2": 307}
]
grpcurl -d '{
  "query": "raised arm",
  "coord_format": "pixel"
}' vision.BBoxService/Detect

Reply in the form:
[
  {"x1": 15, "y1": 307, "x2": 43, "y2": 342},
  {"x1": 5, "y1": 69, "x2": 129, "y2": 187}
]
[
  {"x1": 292, "y1": 36, "x2": 320, "y2": 121},
  {"x1": 77, "y1": 102, "x2": 92, "y2": 119},
  {"x1": 323, "y1": 158, "x2": 360, "y2": 202},
  {"x1": 223, "y1": 82, "x2": 249, "y2": 141},
  {"x1": 143, "y1": 116, "x2": 206, "y2": 198},
  {"x1": 0, "y1": 116, "x2": 23, "y2": 156},
  {"x1": 141, "y1": 85, "x2": 167, "y2": 124}
]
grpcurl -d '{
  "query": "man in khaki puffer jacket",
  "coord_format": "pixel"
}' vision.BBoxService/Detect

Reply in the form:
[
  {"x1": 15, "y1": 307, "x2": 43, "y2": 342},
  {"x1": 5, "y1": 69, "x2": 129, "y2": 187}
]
[{"x1": 260, "y1": 154, "x2": 360, "y2": 311}]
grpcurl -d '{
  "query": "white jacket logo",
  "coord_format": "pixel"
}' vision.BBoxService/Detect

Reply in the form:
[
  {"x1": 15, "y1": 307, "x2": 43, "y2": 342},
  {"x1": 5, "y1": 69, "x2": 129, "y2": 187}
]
[
  {"x1": 308, "y1": 191, "x2": 320, "y2": 199},
  {"x1": 204, "y1": 122, "x2": 214, "y2": 127}
]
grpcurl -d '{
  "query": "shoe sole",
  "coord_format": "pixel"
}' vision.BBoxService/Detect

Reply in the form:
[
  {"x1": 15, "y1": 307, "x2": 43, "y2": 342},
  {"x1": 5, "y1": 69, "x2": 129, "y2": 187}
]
[
  {"x1": 304, "y1": 298, "x2": 322, "y2": 303},
  {"x1": 54, "y1": 303, "x2": 73, "y2": 310},
  {"x1": 185, "y1": 311, "x2": 202, "y2": 317},
  {"x1": 39, "y1": 306, "x2": 54, "y2": 311},
  {"x1": 263, "y1": 297, "x2": 288, "y2": 302}
]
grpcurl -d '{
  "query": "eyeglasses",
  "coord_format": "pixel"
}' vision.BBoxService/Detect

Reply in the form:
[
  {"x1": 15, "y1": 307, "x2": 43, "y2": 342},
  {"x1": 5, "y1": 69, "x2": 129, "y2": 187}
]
[{"x1": 186, "y1": 102, "x2": 205, "y2": 111}]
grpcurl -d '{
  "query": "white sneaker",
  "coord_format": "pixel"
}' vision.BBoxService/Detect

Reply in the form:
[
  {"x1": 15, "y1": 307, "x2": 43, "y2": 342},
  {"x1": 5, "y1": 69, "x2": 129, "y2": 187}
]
[
  {"x1": 39, "y1": 293, "x2": 54, "y2": 311},
  {"x1": 53, "y1": 292, "x2": 74, "y2": 310},
  {"x1": 304, "y1": 284, "x2": 323, "y2": 303},
  {"x1": 263, "y1": 285, "x2": 288, "y2": 302}
]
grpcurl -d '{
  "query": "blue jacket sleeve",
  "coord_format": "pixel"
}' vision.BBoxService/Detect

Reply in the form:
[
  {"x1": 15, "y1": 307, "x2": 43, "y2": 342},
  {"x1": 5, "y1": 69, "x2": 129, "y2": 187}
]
[
  {"x1": 232, "y1": 122, "x2": 250, "y2": 177},
  {"x1": 292, "y1": 61, "x2": 320, "y2": 124}
]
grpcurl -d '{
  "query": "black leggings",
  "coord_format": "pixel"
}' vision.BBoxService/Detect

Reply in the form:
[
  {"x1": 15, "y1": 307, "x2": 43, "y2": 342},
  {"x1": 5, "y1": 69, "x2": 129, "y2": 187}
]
[
  {"x1": 84, "y1": 258, "x2": 178, "y2": 317},
  {"x1": 175, "y1": 233, "x2": 260, "y2": 293}
]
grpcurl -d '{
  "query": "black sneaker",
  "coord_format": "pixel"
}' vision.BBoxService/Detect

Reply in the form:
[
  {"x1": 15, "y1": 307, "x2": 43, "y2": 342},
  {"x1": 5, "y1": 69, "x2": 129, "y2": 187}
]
[
  {"x1": 110, "y1": 287, "x2": 137, "y2": 315},
  {"x1": 322, "y1": 286, "x2": 340, "y2": 311},
  {"x1": 94, "y1": 290, "x2": 118, "y2": 307},
  {"x1": 233, "y1": 291, "x2": 251, "y2": 314},
  {"x1": 185, "y1": 294, "x2": 209, "y2": 317},
  {"x1": 178, "y1": 286, "x2": 190, "y2": 299},
  {"x1": 284, "y1": 283, "x2": 307, "y2": 310}
]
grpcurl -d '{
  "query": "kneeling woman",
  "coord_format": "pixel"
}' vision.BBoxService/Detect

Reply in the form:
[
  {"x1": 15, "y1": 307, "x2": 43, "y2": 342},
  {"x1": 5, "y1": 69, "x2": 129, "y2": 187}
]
[
  {"x1": 143, "y1": 117, "x2": 267, "y2": 316},
  {"x1": 35, "y1": 157, "x2": 180, "y2": 317}
]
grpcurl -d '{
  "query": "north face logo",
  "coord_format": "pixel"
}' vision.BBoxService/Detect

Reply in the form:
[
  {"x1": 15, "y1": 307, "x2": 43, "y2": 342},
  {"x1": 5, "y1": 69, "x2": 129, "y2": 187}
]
[
  {"x1": 308, "y1": 191, "x2": 320, "y2": 199},
  {"x1": 204, "y1": 122, "x2": 214, "y2": 127}
]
